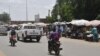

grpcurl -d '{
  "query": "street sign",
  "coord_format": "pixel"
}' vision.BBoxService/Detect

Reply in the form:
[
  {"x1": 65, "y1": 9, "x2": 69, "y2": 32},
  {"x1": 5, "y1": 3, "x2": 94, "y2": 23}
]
[{"x1": 57, "y1": 15, "x2": 60, "y2": 20}]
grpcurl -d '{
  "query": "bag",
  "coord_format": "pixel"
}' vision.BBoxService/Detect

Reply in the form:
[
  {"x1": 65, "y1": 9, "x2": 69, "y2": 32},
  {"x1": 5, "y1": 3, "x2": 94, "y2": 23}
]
[{"x1": 11, "y1": 30, "x2": 16, "y2": 36}]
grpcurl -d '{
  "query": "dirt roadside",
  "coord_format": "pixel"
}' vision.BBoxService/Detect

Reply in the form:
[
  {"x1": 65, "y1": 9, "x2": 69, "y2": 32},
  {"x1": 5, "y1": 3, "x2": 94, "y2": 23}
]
[{"x1": 0, "y1": 51, "x2": 6, "y2": 56}]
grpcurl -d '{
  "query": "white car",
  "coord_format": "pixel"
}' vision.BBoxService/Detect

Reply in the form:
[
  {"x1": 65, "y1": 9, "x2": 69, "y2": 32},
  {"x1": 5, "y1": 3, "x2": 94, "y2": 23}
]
[
  {"x1": 17, "y1": 23, "x2": 42, "y2": 42},
  {"x1": 0, "y1": 25, "x2": 7, "y2": 35}
]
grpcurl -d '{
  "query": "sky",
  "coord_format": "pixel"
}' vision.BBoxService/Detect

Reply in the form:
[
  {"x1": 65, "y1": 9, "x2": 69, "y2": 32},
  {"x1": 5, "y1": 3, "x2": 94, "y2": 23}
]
[{"x1": 0, "y1": 0, "x2": 56, "y2": 21}]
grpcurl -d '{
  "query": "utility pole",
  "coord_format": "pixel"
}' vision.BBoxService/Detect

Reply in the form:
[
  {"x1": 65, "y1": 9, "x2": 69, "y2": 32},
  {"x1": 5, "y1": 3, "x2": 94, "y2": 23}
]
[
  {"x1": 48, "y1": 10, "x2": 50, "y2": 17},
  {"x1": 57, "y1": 2, "x2": 60, "y2": 22},
  {"x1": 8, "y1": 0, "x2": 11, "y2": 15},
  {"x1": 9, "y1": 1, "x2": 10, "y2": 15},
  {"x1": 26, "y1": 0, "x2": 28, "y2": 21},
  {"x1": 9, "y1": 0, "x2": 11, "y2": 24}
]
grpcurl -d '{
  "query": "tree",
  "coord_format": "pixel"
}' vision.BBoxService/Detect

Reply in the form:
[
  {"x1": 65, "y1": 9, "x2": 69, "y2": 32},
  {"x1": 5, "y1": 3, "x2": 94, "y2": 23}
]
[
  {"x1": 96, "y1": 14, "x2": 100, "y2": 20},
  {"x1": 0, "y1": 12, "x2": 11, "y2": 23},
  {"x1": 60, "y1": 2, "x2": 74, "y2": 21},
  {"x1": 52, "y1": 0, "x2": 74, "y2": 22},
  {"x1": 72, "y1": 0, "x2": 100, "y2": 20},
  {"x1": 46, "y1": 16, "x2": 54, "y2": 23},
  {"x1": 52, "y1": 0, "x2": 100, "y2": 21}
]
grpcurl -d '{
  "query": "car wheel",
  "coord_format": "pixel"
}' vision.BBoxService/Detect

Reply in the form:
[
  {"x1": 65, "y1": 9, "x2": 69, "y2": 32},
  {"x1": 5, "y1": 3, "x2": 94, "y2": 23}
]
[
  {"x1": 22, "y1": 34, "x2": 26, "y2": 42},
  {"x1": 23, "y1": 38, "x2": 26, "y2": 42},
  {"x1": 36, "y1": 36, "x2": 41, "y2": 42}
]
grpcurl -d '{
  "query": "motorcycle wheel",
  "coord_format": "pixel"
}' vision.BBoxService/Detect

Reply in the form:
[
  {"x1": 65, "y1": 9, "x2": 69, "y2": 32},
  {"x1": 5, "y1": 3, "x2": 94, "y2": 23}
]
[
  {"x1": 11, "y1": 40, "x2": 15, "y2": 46},
  {"x1": 55, "y1": 50, "x2": 60, "y2": 55},
  {"x1": 49, "y1": 50, "x2": 52, "y2": 54},
  {"x1": 48, "y1": 47, "x2": 52, "y2": 54},
  {"x1": 12, "y1": 41, "x2": 15, "y2": 46},
  {"x1": 55, "y1": 44, "x2": 60, "y2": 55}
]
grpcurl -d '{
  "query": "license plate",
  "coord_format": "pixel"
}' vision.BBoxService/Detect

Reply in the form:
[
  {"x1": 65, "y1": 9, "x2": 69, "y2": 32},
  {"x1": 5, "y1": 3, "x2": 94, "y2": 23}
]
[{"x1": 31, "y1": 36, "x2": 36, "y2": 37}]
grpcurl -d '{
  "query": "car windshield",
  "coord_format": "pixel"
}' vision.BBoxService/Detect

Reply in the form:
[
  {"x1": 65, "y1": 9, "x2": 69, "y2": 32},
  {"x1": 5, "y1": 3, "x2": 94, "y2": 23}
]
[{"x1": 24, "y1": 26, "x2": 36, "y2": 29}]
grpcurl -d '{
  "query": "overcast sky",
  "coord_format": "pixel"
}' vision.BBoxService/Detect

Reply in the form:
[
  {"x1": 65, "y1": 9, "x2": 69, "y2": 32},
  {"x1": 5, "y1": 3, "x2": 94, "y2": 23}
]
[{"x1": 0, "y1": 0, "x2": 56, "y2": 21}]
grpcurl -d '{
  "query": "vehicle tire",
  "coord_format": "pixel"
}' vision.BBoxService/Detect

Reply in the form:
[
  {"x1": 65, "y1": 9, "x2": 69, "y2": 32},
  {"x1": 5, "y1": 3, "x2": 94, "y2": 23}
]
[
  {"x1": 36, "y1": 36, "x2": 41, "y2": 42},
  {"x1": 17, "y1": 34, "x2": 20, "y2": 41},
  {"x1": 55, "y1": 50, "x2": 60, "y2": 55},
  {"x1": 49, "y1": 49, "x2": 52, "y2": 54},
  {"x1": 30, "y1": 38, "x2": 32, "y2": 41},
  {"x1": 23, "y1": 38, "x2": 26, "y2": 42},
  {"x1": 22, "y1": 34, "x2": 26, "y2": 42},
  {"x1": 12, "y1": 41, "x2": 15, "y2": 46},
  {"x1": 10, "y1": 39, "x2": 15, "y2": 46},
  {"x1": 48, "y1": 47, "x2": 52, "y2": 54},
  {"x1": 10, "y1": 40, "x2": 13, "y2": 46},
  {"x1": 55, "y1": 46, "x2": 60, "y2": 55},
  {"x1": 55, "y1": 44, "x2": 60, "y2": 55}
]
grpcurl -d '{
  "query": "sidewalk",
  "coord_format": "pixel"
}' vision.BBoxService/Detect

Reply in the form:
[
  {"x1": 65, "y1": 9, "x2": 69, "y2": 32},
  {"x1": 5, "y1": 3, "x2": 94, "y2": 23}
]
[{"x1": 0, "y1": 51, "x2": 5, "y2": 56}]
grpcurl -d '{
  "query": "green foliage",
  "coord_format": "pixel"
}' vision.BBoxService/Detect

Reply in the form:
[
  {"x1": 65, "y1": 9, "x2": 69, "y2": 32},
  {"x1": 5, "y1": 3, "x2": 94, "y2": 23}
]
[
  {"x1": 0, "y1": 12, "x2": 11, "y2": 23},
  {"x1": 51, "y1": 0, "x2": 100, "y2": 21},
  {"x1": 52, "y1": 0, "x2": 74, "y2": 22},
  {"x1": 72, "y1": 0, "x2": 100, "y2": 20},
  {"x1": 60, "y1": 3, "x2": 74, "y2": 21},
  {"x1": 51, "y1": 4, "x2": 59, "y2": 22},
  {"x1": 46, "y1": 16, "x2": 54, "y2": 23},
  {"x1": 96, "y1": 15, "x2": 100, "y2": 20}
]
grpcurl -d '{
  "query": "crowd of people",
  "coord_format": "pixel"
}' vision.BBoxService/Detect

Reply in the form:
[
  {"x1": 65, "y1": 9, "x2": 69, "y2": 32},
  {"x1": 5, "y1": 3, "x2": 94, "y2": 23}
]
[
  {"x1": 7, "y1": 22, "x2": 99, "y2": 55},
  {"x1": 45, "y1": 23, "x2": 100, "y2": 42}
]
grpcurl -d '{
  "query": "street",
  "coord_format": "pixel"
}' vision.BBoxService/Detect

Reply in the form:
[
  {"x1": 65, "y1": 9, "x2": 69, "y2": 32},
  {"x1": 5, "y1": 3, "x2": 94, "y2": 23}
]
[{"x1": 0, "y1": 35, "x2": 100, "y2": 56}]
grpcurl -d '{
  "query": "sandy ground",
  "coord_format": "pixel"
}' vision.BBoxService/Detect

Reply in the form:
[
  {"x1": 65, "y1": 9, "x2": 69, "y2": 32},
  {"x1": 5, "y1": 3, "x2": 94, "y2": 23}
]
[{"x1": 0, "y1": 51, "x2": 5, "y2": 56}]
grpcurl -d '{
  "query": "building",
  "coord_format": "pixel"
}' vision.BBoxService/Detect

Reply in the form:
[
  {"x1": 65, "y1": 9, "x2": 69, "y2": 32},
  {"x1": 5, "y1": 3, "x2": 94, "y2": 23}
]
[
  {"x1": 35, "y1": 14, "x2": 40, "y2": 22},
  {"x1": 10, "y1": 17, "x2": 47, "y2": 24},
  {"x1": 40, "y1": 18, "x2": 47, "y2": 23},
  {"x1": 10, "y1": 21, "x2": 34, "y2": 24}
]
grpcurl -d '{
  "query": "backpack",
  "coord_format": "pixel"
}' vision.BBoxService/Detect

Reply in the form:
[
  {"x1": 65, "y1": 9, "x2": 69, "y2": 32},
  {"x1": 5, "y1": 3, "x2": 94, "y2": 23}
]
[{"x1": 11, "y1": 30, "x2": 16, "y2": 36}]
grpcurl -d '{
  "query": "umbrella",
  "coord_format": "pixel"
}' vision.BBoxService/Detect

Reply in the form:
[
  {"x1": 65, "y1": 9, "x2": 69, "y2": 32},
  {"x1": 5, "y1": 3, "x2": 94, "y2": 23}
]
[
  {"x1": 34, "y1": 22, "x2": 47, "y2": 26},
  {"x1": 86, "y1": 20, "x2": 100, "y2": 26},
  {"x1": 53, "y1": 22, "x2": 60, "y2": 25},
  {"x1": 60, "y1": 22, "x2": 67, "y2": 25},
  {"x1": 71, "y1": 19, "x2": 89, "y2": 26}
]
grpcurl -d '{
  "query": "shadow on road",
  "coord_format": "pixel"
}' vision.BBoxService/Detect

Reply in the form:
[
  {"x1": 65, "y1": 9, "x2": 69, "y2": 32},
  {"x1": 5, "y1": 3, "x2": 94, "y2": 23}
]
[
  {"x1": 18, "y1": 40, "x2": 41, "y2": 43},
  {"x1": 48, "y1": 53, "x2": 62, "y2": 56},
  {"x1": 8, "y1": 45, "x2": 17, "y2": 47}
]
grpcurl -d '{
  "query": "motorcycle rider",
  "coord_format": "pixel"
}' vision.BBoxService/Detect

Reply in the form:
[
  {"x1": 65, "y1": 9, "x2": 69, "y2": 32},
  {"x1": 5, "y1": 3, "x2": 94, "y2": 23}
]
[
  {"x1": 10, "y1": 28, "x2": 17, "y2": 46},
  {"x1": 48, "y1": 27, "x2": 61, "y2": 54}
]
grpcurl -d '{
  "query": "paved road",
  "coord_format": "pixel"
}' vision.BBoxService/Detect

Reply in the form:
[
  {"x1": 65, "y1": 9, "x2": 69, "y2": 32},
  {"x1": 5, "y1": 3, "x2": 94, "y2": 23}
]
[{"x1": 0, "y1": 35, "x2": 100, "y2": 56}]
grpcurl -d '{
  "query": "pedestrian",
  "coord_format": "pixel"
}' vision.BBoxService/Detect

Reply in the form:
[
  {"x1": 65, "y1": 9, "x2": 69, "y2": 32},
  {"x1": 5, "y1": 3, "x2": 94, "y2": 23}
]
[{"x1": 91, "y1": 26, "x2": 99, "y2": 42}]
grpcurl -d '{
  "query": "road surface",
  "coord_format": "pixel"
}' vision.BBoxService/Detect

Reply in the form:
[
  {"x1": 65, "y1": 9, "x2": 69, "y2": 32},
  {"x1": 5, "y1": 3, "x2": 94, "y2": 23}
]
[{"x1": 0, "y1": 35, "x2": 100, "y2": 56}]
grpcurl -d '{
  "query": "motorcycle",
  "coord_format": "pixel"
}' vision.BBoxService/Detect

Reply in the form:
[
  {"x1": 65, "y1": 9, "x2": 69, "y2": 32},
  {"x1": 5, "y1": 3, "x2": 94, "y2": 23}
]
[
  {"x1": 9, "y1": 36, "x2": 17, "y2": 46},
  {"x1": 48, "y1": 40, "x2": 62, "y2": 55}
]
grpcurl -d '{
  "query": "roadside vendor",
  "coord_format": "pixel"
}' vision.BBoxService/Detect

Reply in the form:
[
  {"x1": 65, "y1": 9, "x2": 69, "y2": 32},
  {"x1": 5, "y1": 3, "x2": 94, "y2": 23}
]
[{"x1": 91, "y1": 26, "x2": 99, "y2": 42}]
